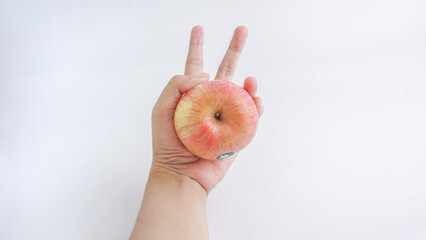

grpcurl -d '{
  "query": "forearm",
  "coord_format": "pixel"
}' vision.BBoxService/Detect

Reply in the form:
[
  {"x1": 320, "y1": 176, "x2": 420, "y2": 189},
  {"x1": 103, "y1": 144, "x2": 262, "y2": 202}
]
[{"x1": 130, "y1": 165, "x2": 209, "y2": 240}]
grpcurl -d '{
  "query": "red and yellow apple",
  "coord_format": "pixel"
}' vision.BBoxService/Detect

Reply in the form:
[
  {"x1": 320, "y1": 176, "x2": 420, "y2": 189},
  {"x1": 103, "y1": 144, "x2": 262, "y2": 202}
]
[{"x1": 174, "y1": 80, "x2": 258, "y2": 160}]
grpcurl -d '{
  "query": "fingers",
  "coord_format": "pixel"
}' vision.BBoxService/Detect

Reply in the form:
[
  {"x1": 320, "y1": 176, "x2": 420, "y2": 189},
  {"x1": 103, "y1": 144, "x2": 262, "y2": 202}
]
[
  {"x1": 214, "y1": 26, "x2": 248, "y2": 81},
  {"x1": 172, "y1": 73, "x2": 209, "y2": 94},
  {"x1": 243, "y1": 76, "x2": 257, "y2": 96},
  {"x1": 185, "y1": 26, "x2": 204, "y2": 75},
  {"x1": 253, "y1": 96, "x2": 264, "y2": 117},
  {"x1": 153, "y1": 73, "x2": 210, "y2": 120},
  {"x1": 243, "y1": 76, "x2": 263, "y2": 118}
]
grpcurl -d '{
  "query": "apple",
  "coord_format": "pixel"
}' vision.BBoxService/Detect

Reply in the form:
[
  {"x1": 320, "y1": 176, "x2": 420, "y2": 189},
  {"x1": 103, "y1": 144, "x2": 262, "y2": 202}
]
[{"x1": 174, "y1": 80, "x2": 258, "y2": 160}]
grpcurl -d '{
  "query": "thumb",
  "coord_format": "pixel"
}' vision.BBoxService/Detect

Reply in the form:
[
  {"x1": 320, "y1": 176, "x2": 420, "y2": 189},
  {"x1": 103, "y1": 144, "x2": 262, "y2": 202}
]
[
  {"x1": 170, "y1": 73, "x2": 210, "y2": 94},
  {"x1": 153, "y1": 73, "x2": 210, "y2": 120}
]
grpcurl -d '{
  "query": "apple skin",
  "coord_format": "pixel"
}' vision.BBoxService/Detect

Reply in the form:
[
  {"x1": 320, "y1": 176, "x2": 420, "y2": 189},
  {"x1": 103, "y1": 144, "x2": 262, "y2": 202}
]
[{"x1": 174, "y1": 80, "x2": 258, "y2": 160}]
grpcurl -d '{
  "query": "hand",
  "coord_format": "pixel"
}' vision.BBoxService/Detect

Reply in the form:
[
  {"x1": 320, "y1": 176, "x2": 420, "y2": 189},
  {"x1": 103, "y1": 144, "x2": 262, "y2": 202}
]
[{"x1": 151, "y1": 26, "x2": 264, "y2": 193}]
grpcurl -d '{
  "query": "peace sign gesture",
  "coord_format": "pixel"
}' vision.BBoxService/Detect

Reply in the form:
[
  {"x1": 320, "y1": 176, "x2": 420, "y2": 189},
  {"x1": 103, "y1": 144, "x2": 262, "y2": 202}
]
[{"x1": 151, "y1": 26, "x2": 264, "y2": 193}]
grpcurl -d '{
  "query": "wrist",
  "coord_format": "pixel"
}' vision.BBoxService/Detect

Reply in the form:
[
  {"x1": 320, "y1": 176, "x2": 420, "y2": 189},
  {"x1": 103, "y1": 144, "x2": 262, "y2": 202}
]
[
  {"x1": 149, "y1": 163, "x2": 207, "y2": 197},
  {"x1": 131, "y1": 162, "x2": 209, "y2": 239}
]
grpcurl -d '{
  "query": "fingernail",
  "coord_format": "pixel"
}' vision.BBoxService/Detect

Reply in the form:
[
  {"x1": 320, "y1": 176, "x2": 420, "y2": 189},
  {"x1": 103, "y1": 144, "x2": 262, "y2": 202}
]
[{"x1": 190, "y1": 72, "x2": 209, "y2": 79}]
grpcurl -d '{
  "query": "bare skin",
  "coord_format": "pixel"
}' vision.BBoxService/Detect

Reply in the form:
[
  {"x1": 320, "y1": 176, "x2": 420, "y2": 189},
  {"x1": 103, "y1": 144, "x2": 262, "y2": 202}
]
[{"x1": 130, "y1": 26, "x2": 264, "y2": 240}]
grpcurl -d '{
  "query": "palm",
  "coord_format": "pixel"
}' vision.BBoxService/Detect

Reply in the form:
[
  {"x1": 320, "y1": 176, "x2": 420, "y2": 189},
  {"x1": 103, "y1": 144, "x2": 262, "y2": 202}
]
[
  {"x1": 152, "y1": 26, "x2": 262, "y2": 193},
  {"x1": 154, "y1": 116, "x2": 237, "y2": 192}
]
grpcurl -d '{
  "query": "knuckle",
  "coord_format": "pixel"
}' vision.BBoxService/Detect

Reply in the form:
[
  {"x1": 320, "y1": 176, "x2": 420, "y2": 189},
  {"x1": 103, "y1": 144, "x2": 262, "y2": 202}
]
[
  {"x1": 170, "y1": 75, "x2": 182, "y2": 85},
  {"x1": 221, "y1": 65, "x2": 234, "y2": 77},
  {"x1": 171, "y1": 75, "x2": 180, "y2": 81},
  {"x1": 186, "y1": 57, "x2": 203, "y2": 67},
  {"x1": 229, "y1": 45, "x2": 242, "y2": 53}
]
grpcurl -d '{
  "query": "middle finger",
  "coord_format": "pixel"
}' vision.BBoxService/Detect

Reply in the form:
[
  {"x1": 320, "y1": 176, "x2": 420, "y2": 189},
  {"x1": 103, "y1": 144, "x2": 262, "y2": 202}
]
[{"x1": 214, "y1": 26, "x2": 248, "y2": 81}]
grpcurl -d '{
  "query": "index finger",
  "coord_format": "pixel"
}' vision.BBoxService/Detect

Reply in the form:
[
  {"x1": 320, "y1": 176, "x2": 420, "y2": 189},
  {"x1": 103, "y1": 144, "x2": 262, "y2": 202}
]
[{"x1": 184, "y1": 25, "x2": 204, "y2": 75}]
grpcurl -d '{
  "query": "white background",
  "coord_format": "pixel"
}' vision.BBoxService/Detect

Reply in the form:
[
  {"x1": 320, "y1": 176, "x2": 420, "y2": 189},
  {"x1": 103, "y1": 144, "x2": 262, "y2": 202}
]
[{"x1": 1, "y1": 0, "x2": 426, "y2": 239}]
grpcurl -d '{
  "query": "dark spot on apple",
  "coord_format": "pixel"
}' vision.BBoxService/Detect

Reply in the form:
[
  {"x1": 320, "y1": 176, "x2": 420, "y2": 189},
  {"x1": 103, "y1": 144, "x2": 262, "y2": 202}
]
[{"x1": 214, "y1": 112, "x2": 221, "y2": 121}]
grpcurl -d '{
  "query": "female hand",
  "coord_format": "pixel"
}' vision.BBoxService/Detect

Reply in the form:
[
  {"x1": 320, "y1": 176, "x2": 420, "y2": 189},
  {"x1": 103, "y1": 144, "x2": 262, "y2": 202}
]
[{"x1": 151, "y1": 26, "x2": 264, "y2": 193}]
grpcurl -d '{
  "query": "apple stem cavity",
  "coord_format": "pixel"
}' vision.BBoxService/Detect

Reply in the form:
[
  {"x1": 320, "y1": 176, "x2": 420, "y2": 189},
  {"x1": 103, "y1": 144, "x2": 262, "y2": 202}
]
[{"x1": 214, "y1": 112, "x2": 221, "y2": 121}]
